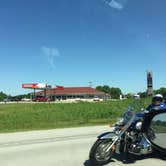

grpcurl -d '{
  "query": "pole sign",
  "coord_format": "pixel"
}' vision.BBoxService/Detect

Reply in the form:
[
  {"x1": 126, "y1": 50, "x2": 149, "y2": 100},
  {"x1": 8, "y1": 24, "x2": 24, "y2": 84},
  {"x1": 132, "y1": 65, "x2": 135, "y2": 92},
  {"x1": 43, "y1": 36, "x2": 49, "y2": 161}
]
[
  {"x1": 22, "y1": 83, "x2": 52, "y2": 89},
  {"x1": 147, "y1": 71, "x2": 153, "y2": 96},
  {"x1": 147, "y1": 72, "x2": 153, "y2": 88}
]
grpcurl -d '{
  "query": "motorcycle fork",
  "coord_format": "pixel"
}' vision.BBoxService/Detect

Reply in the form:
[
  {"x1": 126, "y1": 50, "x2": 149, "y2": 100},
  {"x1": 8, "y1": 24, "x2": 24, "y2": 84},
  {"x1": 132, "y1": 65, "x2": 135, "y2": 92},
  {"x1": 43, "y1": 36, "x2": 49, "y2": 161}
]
[
  {"x1": 105, "y1": 127, "x2": 129, "y2": 154},
  {"x1": 105, "y1": 136, "x2": 119, "y2": 153},
  {"x1": 123, "y1": 132, "x2": 132, "y2": 153}
]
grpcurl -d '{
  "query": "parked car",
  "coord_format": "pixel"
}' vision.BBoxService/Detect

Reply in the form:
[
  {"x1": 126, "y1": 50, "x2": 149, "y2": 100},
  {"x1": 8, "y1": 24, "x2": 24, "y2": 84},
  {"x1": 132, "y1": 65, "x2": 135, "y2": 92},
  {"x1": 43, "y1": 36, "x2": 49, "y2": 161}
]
[
  {"x1": 21, "y1": 98, "x2": 32, "y2": 102},
  {"x1": 93, "y1": 97, "x2": 103, "y2": 102}
]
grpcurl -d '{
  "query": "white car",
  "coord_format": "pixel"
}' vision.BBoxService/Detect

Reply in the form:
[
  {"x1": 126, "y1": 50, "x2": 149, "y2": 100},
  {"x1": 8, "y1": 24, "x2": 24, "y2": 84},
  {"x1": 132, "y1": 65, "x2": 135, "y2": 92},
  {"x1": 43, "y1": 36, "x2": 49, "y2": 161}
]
[{"x1": 21, "y1": 98, "x2": 31, "y2": 101}]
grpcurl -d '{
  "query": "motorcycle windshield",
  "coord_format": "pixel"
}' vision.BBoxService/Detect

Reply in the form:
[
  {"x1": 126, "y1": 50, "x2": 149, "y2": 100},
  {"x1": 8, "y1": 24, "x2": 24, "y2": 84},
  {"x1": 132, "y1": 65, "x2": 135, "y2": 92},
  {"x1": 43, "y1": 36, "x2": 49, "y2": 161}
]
[
  {"x1": 121, "y1": 111, "x2": 135, "y2": 132},
  {"x1": 122, "y1": 99, "x2": 146, "y2": 130},
  {"x1": 123, "y1": 111, "x2": 135, "y2": 125}
]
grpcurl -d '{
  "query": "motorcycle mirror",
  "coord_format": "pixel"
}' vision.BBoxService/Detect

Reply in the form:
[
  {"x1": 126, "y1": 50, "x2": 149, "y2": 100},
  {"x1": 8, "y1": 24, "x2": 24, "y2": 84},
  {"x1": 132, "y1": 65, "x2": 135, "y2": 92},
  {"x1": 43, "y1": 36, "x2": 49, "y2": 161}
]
[
  {"x1": 142, "y1": 109, "x2": 166, "y2": 154},
  {"x1": 149, "y1": 112, "x2": 166, "y2": 149}
]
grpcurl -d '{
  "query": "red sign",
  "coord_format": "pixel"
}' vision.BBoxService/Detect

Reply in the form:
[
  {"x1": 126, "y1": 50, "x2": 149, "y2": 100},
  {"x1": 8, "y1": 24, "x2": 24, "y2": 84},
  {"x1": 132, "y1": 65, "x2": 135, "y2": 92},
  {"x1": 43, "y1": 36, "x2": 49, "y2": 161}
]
[
  {"x1": 22, "y1": 84, "x2": 38, "y2": 88},
  {"x1": 22, "y1": 83, "x2": 50, "y2": 89}
]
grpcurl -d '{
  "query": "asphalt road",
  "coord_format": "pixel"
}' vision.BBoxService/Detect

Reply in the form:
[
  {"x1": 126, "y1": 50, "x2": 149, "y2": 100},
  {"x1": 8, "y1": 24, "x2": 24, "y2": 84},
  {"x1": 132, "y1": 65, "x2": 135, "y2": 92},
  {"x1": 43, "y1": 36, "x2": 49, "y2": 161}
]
[{"x1": 0, "y1": 126, "x2": 165, "y2": 166}]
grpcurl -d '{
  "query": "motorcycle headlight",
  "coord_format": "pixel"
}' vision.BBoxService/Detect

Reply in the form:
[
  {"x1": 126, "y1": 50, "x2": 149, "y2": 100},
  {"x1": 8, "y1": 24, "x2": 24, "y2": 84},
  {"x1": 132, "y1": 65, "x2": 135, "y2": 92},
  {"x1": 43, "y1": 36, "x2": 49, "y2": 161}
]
[{"x1": 135, "y1": 121, "x2": 142, "y2": 130}]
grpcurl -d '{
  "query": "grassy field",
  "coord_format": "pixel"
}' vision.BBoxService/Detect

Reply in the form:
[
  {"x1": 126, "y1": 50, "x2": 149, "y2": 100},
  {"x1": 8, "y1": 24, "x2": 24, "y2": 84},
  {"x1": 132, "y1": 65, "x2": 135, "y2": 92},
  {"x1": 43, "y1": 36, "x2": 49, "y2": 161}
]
[{"x1": 0, "y1": 99, "x2": 150, "y2": 133}]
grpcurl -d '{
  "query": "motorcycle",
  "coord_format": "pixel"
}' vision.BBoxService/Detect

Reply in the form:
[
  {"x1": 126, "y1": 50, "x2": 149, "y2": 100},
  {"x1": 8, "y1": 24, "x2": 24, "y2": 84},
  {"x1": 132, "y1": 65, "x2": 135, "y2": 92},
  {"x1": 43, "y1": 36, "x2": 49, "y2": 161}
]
[{"x1": 89, "y1": 100, "x2": 166, "y2": 165}]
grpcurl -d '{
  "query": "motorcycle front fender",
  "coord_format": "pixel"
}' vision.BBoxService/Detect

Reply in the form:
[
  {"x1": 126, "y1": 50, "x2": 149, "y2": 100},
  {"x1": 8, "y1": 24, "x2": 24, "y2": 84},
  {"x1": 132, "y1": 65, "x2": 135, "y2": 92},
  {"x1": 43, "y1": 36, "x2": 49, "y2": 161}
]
[{"x1": 98, "y1": 132, "x2": 118, "y2": 140}]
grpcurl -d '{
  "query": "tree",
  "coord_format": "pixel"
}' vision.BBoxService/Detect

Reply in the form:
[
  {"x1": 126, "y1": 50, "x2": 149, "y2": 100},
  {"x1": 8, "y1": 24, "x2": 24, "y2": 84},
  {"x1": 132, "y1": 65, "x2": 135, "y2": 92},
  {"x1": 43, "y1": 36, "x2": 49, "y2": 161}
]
[
  {"x1": 96, "y1": 86, "x2": 103, "y2": 92},
  {"x1": 138, "y1": 92, "x2": 147, "y2": 98},
  {"x1": 125, "y1": 93, "x2": 133, "y2": 99},
  {"x1": 154, "y1": 87, "x2": 166, "y2": 95},
  {"x1": 96, "y1": 85, "x2": 111, "y2": 94},
  {"x1": 102, "y1": 85, "x2": 111, "y2": 94},
  {"x1": 110, "y1": 87, "x2": 122, "y2": 99},
  {"x1": 96, "y1": 85, "x2": 122, "y2": 99},
  {"x1": 11, "y1": 93, "x2": 32, "y2": 101},
  {"x1": 0, "y1": 91, "x2": 8, "y2": 101}
]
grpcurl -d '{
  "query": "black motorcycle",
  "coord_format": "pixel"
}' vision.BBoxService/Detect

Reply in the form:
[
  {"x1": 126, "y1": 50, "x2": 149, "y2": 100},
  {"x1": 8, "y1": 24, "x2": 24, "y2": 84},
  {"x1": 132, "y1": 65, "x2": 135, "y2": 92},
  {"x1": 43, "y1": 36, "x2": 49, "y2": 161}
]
[{"x1": 89, "y1": 102, "x2": 166, "y2": 165}]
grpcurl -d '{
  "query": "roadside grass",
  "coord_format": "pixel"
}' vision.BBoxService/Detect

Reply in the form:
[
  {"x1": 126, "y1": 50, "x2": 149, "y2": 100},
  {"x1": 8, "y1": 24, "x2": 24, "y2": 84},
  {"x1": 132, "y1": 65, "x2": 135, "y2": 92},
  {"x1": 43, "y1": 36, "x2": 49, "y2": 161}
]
[{"x1": 0, "y1": 99, "x2": 150, "y2": 133}]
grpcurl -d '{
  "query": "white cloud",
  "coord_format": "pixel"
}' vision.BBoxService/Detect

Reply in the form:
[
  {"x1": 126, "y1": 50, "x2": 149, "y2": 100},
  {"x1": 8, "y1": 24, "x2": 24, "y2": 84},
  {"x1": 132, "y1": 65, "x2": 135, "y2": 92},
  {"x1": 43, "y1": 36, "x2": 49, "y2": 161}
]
[
  {"x1": 103, "y1": 0, "x2": 127, "y2": 11},
  {"x1": 41, "y1": 46, "x2": 60, "y2": 68}
]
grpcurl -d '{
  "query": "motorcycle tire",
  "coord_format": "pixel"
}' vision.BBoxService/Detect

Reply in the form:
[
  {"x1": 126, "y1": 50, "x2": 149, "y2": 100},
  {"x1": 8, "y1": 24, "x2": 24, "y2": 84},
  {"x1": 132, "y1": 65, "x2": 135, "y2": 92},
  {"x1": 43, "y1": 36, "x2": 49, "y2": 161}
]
[{"x1": 89, "y1": 139, "x2": 115, "y2": 166}]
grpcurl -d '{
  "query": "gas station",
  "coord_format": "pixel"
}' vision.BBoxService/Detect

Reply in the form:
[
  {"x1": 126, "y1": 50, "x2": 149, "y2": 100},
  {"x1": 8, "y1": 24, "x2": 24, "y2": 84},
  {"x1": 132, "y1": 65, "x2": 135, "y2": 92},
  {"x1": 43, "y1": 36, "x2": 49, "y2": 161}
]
[{"x1": 22, "y1": 83, "x2": 107, "y2": 102}]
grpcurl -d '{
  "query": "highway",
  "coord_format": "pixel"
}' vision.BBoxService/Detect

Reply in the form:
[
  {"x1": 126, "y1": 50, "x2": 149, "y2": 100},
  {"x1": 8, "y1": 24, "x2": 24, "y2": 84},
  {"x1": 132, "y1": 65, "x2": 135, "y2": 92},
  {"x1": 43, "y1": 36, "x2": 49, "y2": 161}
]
[{"x1": 0, "y1": 126, "x2": 165, "y2": 166}]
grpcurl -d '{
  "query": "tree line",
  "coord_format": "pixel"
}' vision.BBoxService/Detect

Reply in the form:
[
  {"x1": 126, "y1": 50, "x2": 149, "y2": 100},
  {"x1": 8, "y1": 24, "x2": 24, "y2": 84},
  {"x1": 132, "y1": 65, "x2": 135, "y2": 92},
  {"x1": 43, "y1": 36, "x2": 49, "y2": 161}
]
[
  {"x1": 0, "y1": 92, "x2": 31, "y2": 101},
  {"x1": 96, "y1": 85, "x2": 122, "y2": 99},
  {"x1": 138, "y1": 87, "x2": 166, "y2": 98},
  {"x1": 96, "y1": 86, "x2": 166, "y2": 99}
]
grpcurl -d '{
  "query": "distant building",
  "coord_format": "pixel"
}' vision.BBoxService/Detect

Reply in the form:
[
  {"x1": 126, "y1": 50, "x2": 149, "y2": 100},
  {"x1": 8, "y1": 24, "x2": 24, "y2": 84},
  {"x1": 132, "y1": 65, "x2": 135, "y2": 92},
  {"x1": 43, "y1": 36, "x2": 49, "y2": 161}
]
[{"x1": 36, "y1": 87, "x2": 110, "y2": 101}]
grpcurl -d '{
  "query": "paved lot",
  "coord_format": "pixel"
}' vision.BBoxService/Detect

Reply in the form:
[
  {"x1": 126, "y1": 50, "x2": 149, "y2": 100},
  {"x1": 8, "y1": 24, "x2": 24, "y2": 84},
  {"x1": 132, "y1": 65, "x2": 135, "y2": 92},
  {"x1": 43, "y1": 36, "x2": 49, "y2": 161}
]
[{"x1": 0, "y1": 126, "x2": 165, "y2": 166}]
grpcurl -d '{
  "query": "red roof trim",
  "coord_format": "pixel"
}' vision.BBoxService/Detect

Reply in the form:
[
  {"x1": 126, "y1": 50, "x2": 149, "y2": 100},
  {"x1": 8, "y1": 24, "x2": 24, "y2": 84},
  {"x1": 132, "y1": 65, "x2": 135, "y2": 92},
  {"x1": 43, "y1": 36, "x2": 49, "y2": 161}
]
[{"x1": 36, "y1": 87, "x2": 106, "y2": 95}]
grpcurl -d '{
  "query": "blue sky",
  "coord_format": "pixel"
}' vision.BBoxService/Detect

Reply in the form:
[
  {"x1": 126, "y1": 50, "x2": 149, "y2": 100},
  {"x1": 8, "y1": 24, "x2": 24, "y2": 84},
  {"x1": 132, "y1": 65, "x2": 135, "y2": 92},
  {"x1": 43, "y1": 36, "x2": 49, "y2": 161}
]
[{"x1": 0, "y1": 0, "x2": 166, "y2": 95}]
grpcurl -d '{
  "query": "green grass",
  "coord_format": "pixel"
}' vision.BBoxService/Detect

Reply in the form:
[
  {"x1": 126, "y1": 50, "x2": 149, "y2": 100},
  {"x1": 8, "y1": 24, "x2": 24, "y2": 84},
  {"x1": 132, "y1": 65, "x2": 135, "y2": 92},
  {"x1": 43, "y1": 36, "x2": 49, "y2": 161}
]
[{"x1": 0, "y1": 99, "x2": 150, "y2": 133}]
